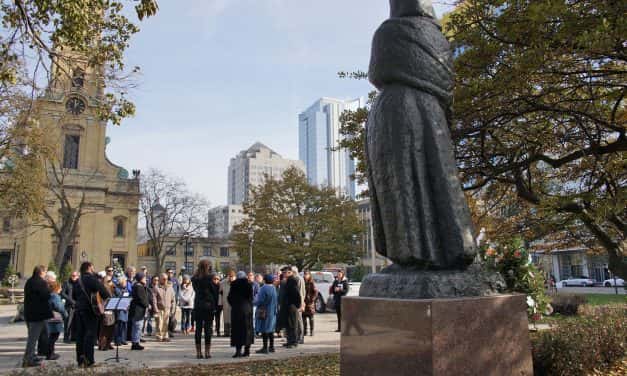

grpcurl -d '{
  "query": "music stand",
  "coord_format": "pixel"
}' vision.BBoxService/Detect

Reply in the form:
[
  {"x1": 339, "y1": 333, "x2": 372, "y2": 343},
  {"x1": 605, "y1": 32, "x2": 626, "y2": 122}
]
[{"x1": 104, "y1": 297, "x2": 132, "y2": 363}]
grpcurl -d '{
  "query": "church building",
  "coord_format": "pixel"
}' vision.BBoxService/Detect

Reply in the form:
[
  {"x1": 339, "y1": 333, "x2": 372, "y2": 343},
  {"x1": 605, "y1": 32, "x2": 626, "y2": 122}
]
[{"x1": 0, "y1": 53, "x2": 140, "y2": 277}]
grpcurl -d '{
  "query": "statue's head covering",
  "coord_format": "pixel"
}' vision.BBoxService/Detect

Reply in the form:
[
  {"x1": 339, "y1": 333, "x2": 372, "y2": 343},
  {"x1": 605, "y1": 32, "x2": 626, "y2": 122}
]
[{"x1": 390, "y1": 0, "x2": 435, "y2": 18}]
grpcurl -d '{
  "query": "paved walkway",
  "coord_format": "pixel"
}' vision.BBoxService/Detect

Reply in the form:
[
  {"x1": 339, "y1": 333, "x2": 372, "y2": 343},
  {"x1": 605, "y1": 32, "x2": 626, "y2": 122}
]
[{"x1": 0, "y1": 304, "x2": 340, "y2": 375}]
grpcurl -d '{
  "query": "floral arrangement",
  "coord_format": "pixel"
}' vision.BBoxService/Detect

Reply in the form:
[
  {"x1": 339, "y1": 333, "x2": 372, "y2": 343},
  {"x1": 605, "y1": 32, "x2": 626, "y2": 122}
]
[{"x1": 482, "y1": 238, "x2": 551, "y2": 321}]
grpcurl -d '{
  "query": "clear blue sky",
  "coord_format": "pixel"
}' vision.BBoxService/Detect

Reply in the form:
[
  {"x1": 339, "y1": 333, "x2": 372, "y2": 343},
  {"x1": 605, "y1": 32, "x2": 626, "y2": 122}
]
[{"x1": 106, "y1": 0, "x2": 451, "y2": 206}]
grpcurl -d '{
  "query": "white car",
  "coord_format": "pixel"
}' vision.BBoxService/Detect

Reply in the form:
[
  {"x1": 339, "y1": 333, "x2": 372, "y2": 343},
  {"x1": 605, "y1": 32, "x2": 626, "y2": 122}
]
[
  {"x1": 560, "y1": 276, "x2": 595, "y2": 287},
  {"x1": 603, "y1": 278, "x2": 625, "y2": 287},
  {"x1": 306, "y1": 271, "x2": 361, "y2": 312},
  {"x1": 309, "y1": 271, "x2": 335, "y2": 313}
]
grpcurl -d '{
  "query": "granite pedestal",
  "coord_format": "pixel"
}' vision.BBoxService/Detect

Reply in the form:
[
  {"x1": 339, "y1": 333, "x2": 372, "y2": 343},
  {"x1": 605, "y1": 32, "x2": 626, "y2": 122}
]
[{"x1": 340, "y1": 294, "x2": 533, "y2": 376}]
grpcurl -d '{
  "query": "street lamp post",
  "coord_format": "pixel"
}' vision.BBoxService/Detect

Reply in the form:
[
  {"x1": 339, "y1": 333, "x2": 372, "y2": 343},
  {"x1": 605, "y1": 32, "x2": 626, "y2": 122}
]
[
  {"x1": 183, "y1": 232, "x2": 190, "y2": 273},
  {"x1": 248, "y1": 227, "x2": 254, "y2": 273}
]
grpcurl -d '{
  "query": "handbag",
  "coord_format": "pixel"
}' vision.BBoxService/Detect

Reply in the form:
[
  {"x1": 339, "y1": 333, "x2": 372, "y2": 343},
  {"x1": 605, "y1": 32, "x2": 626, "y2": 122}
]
[
  {"x1": 50, "y1": 311, "x2": 63, "y2": 322},
  {"x1": 256, "y1": 306, "x2": 267, "y2": 320},
  {"x1": 168, "y1": 316, "x2": 178, "y2": 332},
  {"x1": 78, "y1": 276, "x2": 104, "y2": 317},
  {"x1": 103, "y1": 310, "x2": 115, "y2": 326}
]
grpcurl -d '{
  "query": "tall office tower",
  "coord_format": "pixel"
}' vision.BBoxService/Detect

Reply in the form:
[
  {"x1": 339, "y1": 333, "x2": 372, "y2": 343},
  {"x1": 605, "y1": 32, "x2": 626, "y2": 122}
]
[
  {"x1": 298, "y1": 97, "x2": 364, "y2": 199},
  {"x1": 227, "y1": 142, "x2": 305, "y2": 205}
]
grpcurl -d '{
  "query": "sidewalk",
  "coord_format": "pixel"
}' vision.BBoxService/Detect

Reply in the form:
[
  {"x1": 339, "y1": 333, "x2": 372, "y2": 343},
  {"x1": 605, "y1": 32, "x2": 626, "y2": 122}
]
[{"x1": 0, "y1": 304, "x2": 340, "y2": 375}]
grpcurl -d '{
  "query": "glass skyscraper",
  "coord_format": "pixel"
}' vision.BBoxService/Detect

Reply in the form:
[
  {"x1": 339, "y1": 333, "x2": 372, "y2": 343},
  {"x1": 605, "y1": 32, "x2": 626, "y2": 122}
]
[{"x1": 298, "y1": 97, "x2": 364, "y2": 199}]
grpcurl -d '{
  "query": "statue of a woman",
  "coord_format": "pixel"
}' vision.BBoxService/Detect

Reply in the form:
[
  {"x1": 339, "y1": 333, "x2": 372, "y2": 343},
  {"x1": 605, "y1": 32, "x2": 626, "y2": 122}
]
[{"x1": 366, "y1": 0, "x2": 476, "y2": 269}]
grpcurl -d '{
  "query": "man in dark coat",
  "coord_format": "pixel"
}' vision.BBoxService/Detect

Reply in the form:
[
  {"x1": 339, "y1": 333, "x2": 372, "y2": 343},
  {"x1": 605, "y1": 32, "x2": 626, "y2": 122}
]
[
  {"x1": 279, "y1": 267, "x2": 302, "y2": 348},
  {"x1": 331, "y1": 271, "x2": 349, "y2": 332},
  {"x1": 129, "y1": 272, "x2": 149, "y2": 350},
  {"x1": 22, "y1": 265, "x2": 52, "y2": 367},
  {"x1": 227, "y1": 271, "x2": 254, "y2": 358},
  {"x1": 61, "y1": 271, "x2": 79, "y2": 343},
  {"x1": 73, "y1": 261, "x2": 111, "y2": 367}
]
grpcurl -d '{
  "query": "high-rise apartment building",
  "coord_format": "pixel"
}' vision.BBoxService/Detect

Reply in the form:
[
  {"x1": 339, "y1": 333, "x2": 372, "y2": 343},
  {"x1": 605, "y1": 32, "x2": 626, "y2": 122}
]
[
  {"x1": 227, "y1": 142, "x2": 305, "y2": 205},
  {"x1": 298, "y1": 97, "x2": 364, "y2": 199},
  {"x1": 207, "y1": 204, "x2": 246, "y2": 237}
]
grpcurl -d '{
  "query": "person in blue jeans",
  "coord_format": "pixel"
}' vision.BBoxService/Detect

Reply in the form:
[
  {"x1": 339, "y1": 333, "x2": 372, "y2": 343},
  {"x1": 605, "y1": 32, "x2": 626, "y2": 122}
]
[{"x1": 114, "y1": 276, "x2": 131, "y2": 345}]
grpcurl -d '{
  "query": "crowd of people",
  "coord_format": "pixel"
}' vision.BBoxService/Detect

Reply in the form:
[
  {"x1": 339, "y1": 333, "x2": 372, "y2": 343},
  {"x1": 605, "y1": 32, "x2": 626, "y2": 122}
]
[{"x1": 21, "y1": 260, "x2": 350, "y2": 368}]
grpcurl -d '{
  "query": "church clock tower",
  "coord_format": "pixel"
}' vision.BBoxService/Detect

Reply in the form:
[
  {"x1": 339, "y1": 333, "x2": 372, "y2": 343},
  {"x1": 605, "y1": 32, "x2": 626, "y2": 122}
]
[{"x1": 5, "y1": 51, "x2": 141, "y2": 274}]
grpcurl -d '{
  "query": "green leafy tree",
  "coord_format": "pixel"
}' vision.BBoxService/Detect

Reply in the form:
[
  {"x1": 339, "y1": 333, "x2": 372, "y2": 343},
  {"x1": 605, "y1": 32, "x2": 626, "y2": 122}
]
[
  {"x1": 59, "y1": 262, "x2": 73, "y2": 283},
  {"x1": 233, "y1": 166, "x2": 363, "y2": 271},
  {"x1": 336, "y1": 1, "x2": 626, "y2": 279},
  {"x1": 47, "y1": 260, "x2": 57, "y2": 275},
  {"x1": 446, "y1": 0, "x2": 626, "y2": 279}
]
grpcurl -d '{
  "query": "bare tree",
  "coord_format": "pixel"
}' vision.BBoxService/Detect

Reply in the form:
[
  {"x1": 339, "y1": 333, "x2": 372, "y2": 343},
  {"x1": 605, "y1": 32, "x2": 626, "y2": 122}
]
[
  {"x1": 139, "y1": 169, "x2": 209, "y2": 273},
  {"x1": 36, "y1": 161, "x2": 101, "y2": 269}
]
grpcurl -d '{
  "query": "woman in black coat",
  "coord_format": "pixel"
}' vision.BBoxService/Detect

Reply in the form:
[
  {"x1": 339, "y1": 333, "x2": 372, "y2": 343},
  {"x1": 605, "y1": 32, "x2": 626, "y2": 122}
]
[
  {"x1": 22, "y1": 265, "x2": 53, "y2": 367},
  {"x1": 227, "y1": 271, "x2": 254, "y2": 358},
  {"x1": 129, "y1": 272, "x2": 149, "y2": 350},
  {"x1": 191, "y1": 260, "x2": 219, "y2": 359}
]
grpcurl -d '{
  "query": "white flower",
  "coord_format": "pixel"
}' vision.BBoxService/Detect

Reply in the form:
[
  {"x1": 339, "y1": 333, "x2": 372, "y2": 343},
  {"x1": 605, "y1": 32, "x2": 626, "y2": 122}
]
[{"x1": 526, "y1": 296, "x2": 535, "y2": 308}]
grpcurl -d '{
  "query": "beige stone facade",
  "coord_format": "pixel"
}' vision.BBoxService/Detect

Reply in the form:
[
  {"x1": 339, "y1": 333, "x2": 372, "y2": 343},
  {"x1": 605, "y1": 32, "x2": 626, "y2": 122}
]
[
  {"x1": 0, "y1": 55, "x2": 140, "y2": 276},
  {"x1": 137, "y1": 236, "x2": 239, "y2": 276}
]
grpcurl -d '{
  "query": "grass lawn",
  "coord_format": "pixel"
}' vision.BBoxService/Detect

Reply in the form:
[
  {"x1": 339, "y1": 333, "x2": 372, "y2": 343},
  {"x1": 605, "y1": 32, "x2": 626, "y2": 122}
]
[
  {"x1": 582, "y1": 293, "x2": 626, "y2": 306},
  {"x1": 8, "y1": 354, "x2": 341, "y2": 376}
]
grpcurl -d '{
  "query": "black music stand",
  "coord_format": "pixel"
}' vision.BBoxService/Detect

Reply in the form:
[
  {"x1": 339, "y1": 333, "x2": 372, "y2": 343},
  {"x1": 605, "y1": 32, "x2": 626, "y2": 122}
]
[{"x1": 104, "y1": 297, "x2": 132, "y2": 363}]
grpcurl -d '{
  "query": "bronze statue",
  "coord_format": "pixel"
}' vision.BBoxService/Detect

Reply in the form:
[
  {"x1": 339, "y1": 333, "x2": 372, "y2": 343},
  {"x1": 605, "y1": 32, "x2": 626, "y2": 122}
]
[{"x1": 365, "y1": 0, "x2": 476, "y2": 270}]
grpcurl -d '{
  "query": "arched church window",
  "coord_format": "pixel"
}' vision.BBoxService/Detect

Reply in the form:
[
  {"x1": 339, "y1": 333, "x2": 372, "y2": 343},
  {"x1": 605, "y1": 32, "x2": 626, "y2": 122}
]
[
  {"x1": 63, "y1": 135, "x2": 80, "y2": 169},
  {"x1": 72, "y1": 68, "x2": 85, "y2": 88},
  {"x1": 115, "y1": 218, "x2": 125, "y2": 238}
]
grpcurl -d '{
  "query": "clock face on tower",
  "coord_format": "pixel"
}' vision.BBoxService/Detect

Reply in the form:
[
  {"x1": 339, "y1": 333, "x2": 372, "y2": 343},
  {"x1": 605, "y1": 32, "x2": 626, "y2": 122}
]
[{"x1": 65, "y1": 97, "x2": 86, "y2": 115}]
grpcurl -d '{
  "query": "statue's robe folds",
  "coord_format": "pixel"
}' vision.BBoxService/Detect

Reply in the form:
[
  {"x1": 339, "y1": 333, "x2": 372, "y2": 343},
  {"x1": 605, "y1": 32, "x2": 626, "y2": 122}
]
[{"x1": 366, "y1": 15, "x2": 476, "y2": 269}]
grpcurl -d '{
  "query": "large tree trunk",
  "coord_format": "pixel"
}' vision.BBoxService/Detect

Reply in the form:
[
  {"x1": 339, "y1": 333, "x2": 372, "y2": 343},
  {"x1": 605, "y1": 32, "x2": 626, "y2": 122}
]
[
  {"x1": 156, "y1": 249, "x2": 166, "y2": 275},
  {"x1": 606, "y1": 243, "x2": 627, "y2": 281},
  {"x1": 54, "y1": 235, "x2": 72, "y2": 270},
  {"x1": 578, "y1": 211, "x2": 627, "y2": 280}
]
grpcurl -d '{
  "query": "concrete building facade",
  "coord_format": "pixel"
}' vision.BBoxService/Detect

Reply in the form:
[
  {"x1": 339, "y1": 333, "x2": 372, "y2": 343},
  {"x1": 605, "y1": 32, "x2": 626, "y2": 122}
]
[
  {"x1": 0, "y1": 53, "x2": 140, "y2": 277},
  {"x1": 208, "y1": 204, "x2": 246, "y2": 237},
  {"x1": 227, "y1": 142, "x2": 305, "y2": 205},
  {"x1": 137, "y1": 236, "x2": 239, "y2": 276},
  {"x1": 298, "y1": 97, "x2": 364, "y2": 199},
  {"x1": 531, "y1": 246, "x2": 611, "y2": 284},
  {"x1": 356, "y1": 198, "x2": 388, "y2": 273}
]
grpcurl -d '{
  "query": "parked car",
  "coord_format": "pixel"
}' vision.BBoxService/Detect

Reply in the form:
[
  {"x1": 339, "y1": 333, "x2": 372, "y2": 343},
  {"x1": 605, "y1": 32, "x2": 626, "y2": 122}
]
[
  {"x1": 309, "y1": 271, "x2": 335, "y2": 313},
  {"x1": 305, "y1": 271, "x2": 362, "y2": 313},
  {"x1": 560, "y1": 276, "x2": 595, "y2": 287},
  {"x1": 603, "y1": 278, "x2": 625, "y2": 287}
]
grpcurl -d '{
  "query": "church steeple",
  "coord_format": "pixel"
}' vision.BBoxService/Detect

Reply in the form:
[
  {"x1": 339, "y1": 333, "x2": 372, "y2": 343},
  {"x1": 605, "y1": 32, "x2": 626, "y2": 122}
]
[{"x1": 48, "y1": 48, "x2": 104, "y2": 99}]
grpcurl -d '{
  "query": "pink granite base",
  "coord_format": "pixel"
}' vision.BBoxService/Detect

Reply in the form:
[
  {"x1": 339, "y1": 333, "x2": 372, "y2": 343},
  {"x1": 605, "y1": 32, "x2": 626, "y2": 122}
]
[{"x1": 340, "y1": 294, "x2": 533, "y2": 376}]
